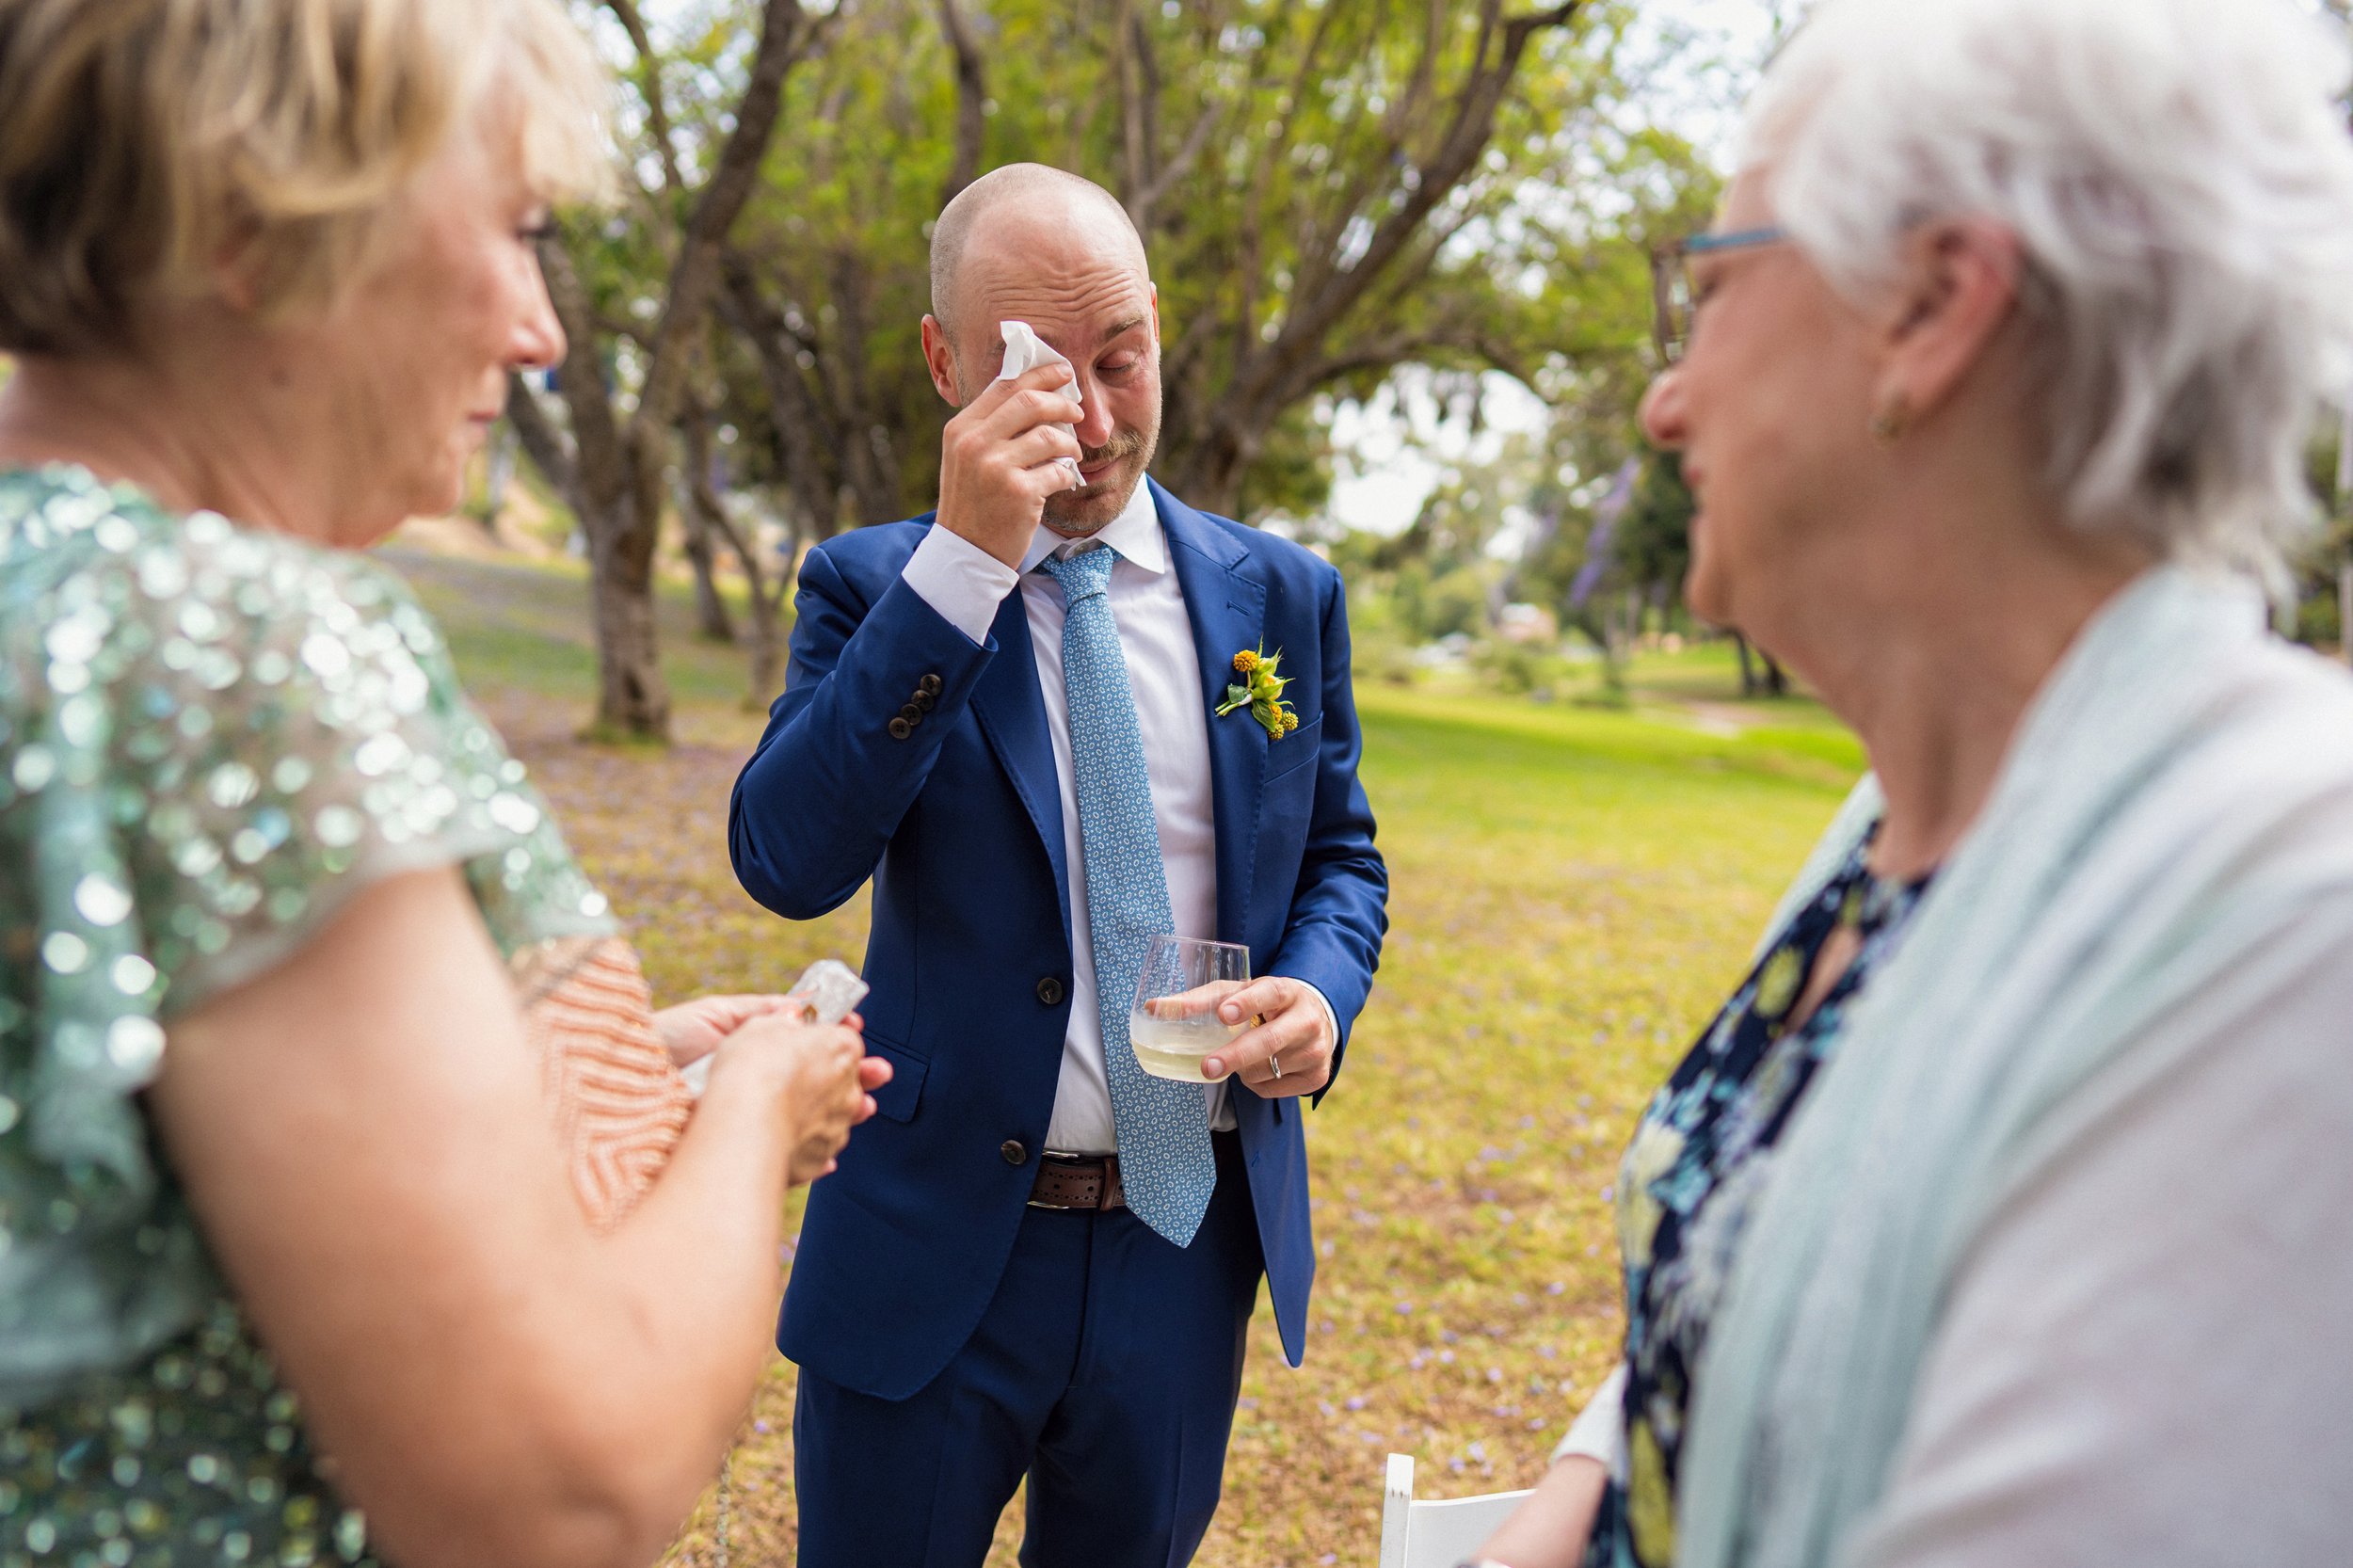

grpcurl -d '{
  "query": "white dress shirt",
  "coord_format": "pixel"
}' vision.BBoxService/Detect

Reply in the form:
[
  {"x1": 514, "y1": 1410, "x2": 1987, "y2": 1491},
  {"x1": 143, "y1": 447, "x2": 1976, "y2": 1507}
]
[{"x1": 901, "y1": 480, "x2": 1246, "y2": 1151}]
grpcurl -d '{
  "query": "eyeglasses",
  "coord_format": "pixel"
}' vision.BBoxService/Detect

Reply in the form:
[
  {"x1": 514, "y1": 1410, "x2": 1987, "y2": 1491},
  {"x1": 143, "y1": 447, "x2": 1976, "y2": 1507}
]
[{"x1": 1650, "y1": 225, "x2": 1786, "y2": 365}]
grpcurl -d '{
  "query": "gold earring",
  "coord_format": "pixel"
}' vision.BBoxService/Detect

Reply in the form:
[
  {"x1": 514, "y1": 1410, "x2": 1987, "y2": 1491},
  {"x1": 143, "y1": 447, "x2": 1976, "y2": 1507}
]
[{"x1": 1870, "y1": 392, "x2": 1911, "y2": 444}]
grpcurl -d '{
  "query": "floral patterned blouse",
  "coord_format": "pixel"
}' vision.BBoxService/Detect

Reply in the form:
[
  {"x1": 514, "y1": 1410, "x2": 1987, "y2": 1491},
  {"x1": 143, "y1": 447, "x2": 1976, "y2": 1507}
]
[
  {"x1": 1584, "y1": 826, "x2": 1932, "y2": 1568},
  {"x1": 0, "y1": 466, "x2": 615, "y2": 1565}
]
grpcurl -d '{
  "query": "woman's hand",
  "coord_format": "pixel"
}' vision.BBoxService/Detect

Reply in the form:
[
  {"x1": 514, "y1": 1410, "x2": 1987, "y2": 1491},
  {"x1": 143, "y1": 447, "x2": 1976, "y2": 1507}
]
[
  {"x1": 652, "y1": 994, "x2": 794, "y2": 1069},
  {"x1": 707, "y1": 1009, "x2": 891, "y2": 1185}
]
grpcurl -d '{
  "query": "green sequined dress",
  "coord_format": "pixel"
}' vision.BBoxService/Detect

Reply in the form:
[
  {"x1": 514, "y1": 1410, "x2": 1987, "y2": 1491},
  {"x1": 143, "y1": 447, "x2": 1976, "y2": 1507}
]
[{"x1": 0, "y1": 466, "x2": 617, "y2": 1566}]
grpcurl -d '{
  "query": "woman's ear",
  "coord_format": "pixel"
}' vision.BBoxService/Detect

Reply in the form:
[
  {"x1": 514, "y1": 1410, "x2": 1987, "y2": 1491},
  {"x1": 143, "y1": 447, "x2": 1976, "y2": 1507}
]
[
  {"x1": 209, "y1": 227, "x2": 270, "y2": 316},
  {"x1": 1872, "y1": 217, "x2": 2025, "y2": 431}
]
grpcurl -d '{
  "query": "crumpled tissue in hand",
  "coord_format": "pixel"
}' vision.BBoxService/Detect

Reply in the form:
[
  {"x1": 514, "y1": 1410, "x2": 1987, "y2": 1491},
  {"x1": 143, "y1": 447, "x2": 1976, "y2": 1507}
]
[{"x1": 996, "y1": 319, "x2": 1082, "y2": 484}]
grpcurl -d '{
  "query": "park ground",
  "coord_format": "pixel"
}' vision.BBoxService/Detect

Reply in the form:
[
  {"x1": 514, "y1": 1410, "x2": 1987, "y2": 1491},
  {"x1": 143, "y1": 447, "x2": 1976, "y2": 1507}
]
[{"x1": 386, "y1": 534, "x2": 1864, "y2": 1568}]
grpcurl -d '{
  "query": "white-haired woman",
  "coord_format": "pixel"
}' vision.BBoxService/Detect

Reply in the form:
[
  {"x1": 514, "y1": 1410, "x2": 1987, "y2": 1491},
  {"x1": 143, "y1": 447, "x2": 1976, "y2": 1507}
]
[
  {"x1": 0, "y1": 3, "x2": 886, "y2": 1565},
  {"x1": 1467, "y1": 2, "x2": 2353, "y2": 1566}
]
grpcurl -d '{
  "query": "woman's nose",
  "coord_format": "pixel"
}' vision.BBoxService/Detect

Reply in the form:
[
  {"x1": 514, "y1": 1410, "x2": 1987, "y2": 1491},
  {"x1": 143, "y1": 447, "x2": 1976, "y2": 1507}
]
[
  {"x1": 510, "y1": 261, "x2": 568, "y2": 374},
  {"x1": 1639, "y1": 365, "x2": 1689, "y2": 450}
]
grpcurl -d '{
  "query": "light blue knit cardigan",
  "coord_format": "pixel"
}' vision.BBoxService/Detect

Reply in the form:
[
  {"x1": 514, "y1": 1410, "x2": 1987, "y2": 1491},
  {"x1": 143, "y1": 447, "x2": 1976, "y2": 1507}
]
[{"x1": 1674, "y1": 566, "x2": 2353, "y2": 1568}]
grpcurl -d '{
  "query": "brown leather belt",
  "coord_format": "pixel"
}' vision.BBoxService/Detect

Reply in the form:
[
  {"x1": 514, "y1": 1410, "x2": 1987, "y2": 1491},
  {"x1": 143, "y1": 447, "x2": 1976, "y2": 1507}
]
[{"x1": 1028, "y1": 1152, "x2": 1126, "y2": 1211}]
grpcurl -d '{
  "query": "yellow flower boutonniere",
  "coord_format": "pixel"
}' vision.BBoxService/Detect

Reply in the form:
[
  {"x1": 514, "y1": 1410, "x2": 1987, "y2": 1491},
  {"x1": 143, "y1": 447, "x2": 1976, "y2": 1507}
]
[{"x1": 1217, "y1": 646, "x2": 1300, "y2": 740}]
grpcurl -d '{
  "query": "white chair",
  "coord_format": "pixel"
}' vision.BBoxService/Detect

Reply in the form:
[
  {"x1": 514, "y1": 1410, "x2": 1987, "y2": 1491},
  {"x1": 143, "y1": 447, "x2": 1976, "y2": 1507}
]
[{"x1": 1378, "y1": 1451, "x2": 1532, "y2": 1568}]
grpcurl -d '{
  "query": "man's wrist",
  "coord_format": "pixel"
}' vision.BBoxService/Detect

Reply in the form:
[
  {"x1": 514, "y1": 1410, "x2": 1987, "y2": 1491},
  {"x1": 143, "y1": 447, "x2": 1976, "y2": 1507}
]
[{"x1": 903, "y1": 523, "x2": 1022, "y2": 644}]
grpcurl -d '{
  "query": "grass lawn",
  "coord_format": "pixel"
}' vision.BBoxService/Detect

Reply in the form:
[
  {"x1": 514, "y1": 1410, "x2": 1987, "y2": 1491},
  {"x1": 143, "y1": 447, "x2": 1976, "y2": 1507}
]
[{"x1": 385, "y1": 538, "x2": 1864, "y2": 1568}]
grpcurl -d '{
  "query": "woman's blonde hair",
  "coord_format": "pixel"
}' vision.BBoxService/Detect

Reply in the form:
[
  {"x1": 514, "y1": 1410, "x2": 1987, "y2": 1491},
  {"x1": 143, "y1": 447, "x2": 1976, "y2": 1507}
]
[{"x1": 0, "y1": 0, "x2": 613, "y2": 357}]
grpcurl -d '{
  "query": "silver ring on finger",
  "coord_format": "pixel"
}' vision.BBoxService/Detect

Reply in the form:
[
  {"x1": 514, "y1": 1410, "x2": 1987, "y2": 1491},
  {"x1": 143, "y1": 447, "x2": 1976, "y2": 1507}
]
[{"x1": 1269, "y1": 1051, "x2": 1282, "y2": 1080}]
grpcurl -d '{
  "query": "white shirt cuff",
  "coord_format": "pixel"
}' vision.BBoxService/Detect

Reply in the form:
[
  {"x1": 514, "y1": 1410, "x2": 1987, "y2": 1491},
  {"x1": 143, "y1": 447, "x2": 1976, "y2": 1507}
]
[
  {"x1": 903, "y1": 525, "x2": 1021, "y2": 646},
  {"x1": 1553, "y1": 1363, "x2": 1629, "y2": 1474},
  {"x1": 1305, "y1": 983, "x2": 1340, "y2": 1065}
]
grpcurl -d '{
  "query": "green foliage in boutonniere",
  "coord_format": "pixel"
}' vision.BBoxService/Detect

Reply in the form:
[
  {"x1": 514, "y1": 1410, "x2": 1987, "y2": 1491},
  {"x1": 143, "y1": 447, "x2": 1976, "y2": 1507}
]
[{"x1": 1217, "y1": 646, "x2": 1300, "y2": 740}]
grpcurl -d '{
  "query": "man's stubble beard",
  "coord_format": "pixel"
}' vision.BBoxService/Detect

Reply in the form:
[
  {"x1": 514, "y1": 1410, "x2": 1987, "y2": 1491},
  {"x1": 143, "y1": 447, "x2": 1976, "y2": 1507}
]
[{"x1": 1042, "y1": 422, "x2": 1159, "y2": 538}]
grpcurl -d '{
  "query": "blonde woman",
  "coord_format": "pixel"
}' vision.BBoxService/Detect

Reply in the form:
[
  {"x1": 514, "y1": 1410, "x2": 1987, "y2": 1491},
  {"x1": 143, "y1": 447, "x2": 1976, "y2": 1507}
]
[{"x1": 0, "y1": 3, "x2": 885, "y2": 1565}]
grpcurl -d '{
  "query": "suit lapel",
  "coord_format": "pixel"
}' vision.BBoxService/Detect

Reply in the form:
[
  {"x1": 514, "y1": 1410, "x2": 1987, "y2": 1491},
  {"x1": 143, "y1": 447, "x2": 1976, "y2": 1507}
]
[
  {"x1": 1156, "y1": 480, "x2": 1270, "y2": 948},
  {"x1": 966, "y1": 575, "x2": 1074, "y2": 949}
]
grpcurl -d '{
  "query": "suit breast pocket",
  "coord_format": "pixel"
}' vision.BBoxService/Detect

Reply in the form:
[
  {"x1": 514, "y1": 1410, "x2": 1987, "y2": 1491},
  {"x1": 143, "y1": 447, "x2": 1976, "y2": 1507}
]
[
  {"x1": 1254, "y1": 713, "x2": 1322, "y2": 920},
  {"x1": 1263, "y1": 713, "x2": 1322, "y2": 788}
]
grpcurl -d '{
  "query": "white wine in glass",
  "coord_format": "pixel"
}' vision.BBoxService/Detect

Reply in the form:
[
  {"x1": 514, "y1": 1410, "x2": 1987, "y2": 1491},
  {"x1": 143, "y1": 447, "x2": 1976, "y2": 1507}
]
[{"x1": 1128, "y1": 935, "x2": 1251, "y2": 1082}]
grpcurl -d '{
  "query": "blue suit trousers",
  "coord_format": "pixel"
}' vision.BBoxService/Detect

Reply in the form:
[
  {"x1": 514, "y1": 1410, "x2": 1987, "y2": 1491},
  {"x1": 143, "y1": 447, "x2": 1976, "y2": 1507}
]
[{"x1": 792, "y1": 1135, "x2": 1262, "y2": 1568}]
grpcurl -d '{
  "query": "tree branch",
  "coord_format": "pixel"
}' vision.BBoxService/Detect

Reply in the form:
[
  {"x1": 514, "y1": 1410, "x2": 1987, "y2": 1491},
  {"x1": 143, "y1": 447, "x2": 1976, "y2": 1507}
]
[
  {"x1": 606, "y1": 0, "x2": 686, "y2": 199},
  {"x1": 936, "y1": 0, "x2": 987, "y2": 209},
  {"x1": 1241, "y1": 1, "x2": 1578, "y2": 409},
  {"x1": 635, "y1": 0, "x2": 812, "y2": 436},
  {"x1": 536, "y1": 236, "x2": 627, "y2": 511},
  {"x1": 504, "y1": 375, "x2": 577, "y2": 504}
]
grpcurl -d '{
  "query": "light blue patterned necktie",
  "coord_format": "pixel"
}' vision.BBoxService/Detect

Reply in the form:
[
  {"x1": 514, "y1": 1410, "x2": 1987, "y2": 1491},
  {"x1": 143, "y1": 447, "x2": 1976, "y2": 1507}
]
[{"x1": 1039, "y1": 544, "x2": 1217, "y2": 1247}]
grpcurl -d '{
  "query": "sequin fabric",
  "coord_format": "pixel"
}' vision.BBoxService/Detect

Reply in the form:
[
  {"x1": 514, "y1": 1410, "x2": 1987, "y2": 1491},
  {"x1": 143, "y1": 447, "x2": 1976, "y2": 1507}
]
[{"x1": 0, "y1": 465, "x2": 616, "y2": 1562}]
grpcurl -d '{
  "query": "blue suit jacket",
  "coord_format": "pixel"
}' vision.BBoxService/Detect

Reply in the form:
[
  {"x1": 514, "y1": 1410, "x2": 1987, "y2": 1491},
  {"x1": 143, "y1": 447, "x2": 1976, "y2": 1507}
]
[{"x1": 728, "y1": 479, "x2": 1387, "y2": 1400}]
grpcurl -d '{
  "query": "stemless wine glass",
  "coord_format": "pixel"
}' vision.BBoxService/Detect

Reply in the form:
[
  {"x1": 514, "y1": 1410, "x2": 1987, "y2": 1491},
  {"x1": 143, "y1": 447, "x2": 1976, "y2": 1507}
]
[{"x1": 1128, "y1": 936, "x2": 1252, "y2": 1082}]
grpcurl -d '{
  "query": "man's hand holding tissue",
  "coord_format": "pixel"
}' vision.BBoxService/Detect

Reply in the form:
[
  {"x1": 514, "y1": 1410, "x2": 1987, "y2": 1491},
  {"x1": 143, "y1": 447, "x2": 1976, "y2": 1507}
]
[{"x1": 934, "y1": 360, "x2": 1083, "y2": 568}]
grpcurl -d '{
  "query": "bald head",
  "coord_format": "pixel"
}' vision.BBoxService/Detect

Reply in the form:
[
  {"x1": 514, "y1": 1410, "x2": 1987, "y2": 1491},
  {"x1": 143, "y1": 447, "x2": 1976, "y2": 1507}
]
[{"x1": 929, "y1": 164, "x2": 1147, "y2": 342}]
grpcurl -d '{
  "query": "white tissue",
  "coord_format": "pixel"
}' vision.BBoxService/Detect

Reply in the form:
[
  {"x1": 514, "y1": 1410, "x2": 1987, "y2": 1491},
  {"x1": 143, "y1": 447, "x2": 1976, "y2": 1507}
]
[
  {"x1": 679, "y1": 958, "x2": 872, "y2": 1098},
  {"x1": 996, "y1": 320, "x2": 1083, "y2": 484}
]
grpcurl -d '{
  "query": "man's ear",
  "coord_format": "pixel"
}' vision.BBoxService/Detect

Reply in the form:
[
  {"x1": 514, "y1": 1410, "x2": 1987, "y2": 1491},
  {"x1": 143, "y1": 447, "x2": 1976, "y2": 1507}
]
[
  {"x1": 920, "y1": 315, "x2": 964, "y2": 407},
  {"x1": 1149, "y1": 282, "x2": 1161, "y2": 351},
  {"x1": 1873, "y1": 217, "x2": 2023, "y2": 428}
]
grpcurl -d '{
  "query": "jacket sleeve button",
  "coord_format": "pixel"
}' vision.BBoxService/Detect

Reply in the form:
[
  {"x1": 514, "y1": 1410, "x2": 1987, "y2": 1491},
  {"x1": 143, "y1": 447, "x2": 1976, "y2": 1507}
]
[
  {"x1": 920, "y1": 674, "x2": 944, "y2": 696},
  {"x1": 914, "y1": 690, "x2": 937, "y2": 712},
  {"x1": 1000, "y1": 1139, "x2": 1029, "y2": 1166},
  {"x1": 900, "y1": 702, "x2": 924, "y2": 724},
  {"x1": 1034, "y1": 976, "x2": 1064, "y2": 1006},
  {"x1": 888, "y1": 717, "x2": 914, "y2": 741}
]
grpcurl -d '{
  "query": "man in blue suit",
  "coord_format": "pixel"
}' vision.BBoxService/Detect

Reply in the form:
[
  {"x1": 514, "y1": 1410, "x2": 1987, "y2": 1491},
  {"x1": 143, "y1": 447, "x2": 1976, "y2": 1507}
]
[{"x1": 729, "y1": 163, "x2": 1386, "y2": 1568}]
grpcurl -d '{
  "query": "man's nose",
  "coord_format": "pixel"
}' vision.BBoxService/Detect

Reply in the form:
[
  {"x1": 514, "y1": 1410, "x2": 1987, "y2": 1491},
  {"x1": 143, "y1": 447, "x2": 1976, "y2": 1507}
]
[
  {"x1": 1071, "y1": 369, "x2": 1117, "y2": 451},
  {"x1": 1639, "y1": 365, "x2": 1689, "y2": 450}
]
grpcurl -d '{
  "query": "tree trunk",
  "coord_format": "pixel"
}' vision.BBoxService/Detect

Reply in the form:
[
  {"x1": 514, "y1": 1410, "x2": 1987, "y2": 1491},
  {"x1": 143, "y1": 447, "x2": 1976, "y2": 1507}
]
[
  {"x1": 2338, "y1": 554, "x2": 2351, "y2": 668},
  {"x1": 506, "y1": 0, "x2": 813, "y2": 744},
  {"x1": 584, "y1": 512, "x2": 669, "y2": 741},
  {"x1": 684, "y1": 402, "x2": 793, "y2": 709},
  {"x1": 1734, "y1": 632, "x2": 1758, "y2": 697},
  {"x1": 678, "y1": 440, "x2": 737, "y2": 643},
  {"x1": 480, "y1": 421, "x2": 517, "y2": 536}
]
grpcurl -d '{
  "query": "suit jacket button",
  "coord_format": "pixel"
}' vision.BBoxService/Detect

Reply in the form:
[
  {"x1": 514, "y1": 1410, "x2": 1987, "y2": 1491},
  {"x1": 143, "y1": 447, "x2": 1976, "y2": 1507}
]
[
  {"x1": 1000, "y1": 1139, "x2": 1029, "y2": 1166},
  {"x1": 920, "y1": 673, "x2": 944, "y2": 696},
  {"x1": 900, "y1": 702, "x2": 924, "y2": 724},
  {"x1": 888, "y1": 716, "x2": 913, "y2": 741},
  {"x1": 1034, "y1": 976, "x2": 1064, "y2": 1006},
  {"x1": 914, "y1": 690, "x2": 937, "y2": 712}
]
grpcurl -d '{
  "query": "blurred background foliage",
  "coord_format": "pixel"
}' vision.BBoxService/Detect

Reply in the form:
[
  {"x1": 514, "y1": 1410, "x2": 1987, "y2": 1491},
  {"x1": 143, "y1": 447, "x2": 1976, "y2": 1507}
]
[
  {"x1": 453, "y1": 0, "x2": 2353, "y2": 741},
  {"x1": 514, "y1": 0, "x2": 1728, "y2": 734}
]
